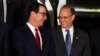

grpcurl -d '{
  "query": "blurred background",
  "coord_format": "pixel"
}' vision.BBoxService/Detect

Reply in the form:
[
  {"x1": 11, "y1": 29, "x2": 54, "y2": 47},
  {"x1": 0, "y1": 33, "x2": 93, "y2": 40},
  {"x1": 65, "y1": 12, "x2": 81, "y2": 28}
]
[{"x1": 67, "y1": 0, "x2": 100, "y2": 32}]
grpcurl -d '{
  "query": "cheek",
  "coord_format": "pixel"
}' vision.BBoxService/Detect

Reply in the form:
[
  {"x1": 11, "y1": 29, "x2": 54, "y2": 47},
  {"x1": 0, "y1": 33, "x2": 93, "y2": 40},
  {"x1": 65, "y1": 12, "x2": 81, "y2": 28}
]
[
  {"x1": 38, "y1": 17, "x2": 45, "y2": 24},
  {"x1": 60, "y1": 19, "x2": 67, "y2": 24},
  {"x1": 36, "y1": 15, "x2": 42, "y2": 21},
  {"x1": 37, "y1": 15, "x2": 46, "y2": 23},
  {"x1": 60, "y1": 20, "x2": 71, "y2": 27}
]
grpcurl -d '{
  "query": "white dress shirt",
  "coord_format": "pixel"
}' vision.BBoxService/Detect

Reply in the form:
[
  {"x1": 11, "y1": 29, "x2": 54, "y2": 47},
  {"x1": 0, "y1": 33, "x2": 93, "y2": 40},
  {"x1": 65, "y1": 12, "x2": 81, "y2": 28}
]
[
  {"x1": 26, "y1": 22, "x2": 42, "y2": 49},
  {"x1": 62, "y1": 26, "x2": 74, "y2": 44}
]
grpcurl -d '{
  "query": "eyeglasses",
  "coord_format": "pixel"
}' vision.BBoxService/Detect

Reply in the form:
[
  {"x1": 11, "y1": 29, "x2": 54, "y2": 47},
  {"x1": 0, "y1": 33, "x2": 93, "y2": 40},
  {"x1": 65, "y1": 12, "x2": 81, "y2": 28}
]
[
  {"x1": 38, "y1": 12, "x2": 47, "y2": 16},
  {"x1": 57, "y1": 15, "x2": 72, "y2": 19}
]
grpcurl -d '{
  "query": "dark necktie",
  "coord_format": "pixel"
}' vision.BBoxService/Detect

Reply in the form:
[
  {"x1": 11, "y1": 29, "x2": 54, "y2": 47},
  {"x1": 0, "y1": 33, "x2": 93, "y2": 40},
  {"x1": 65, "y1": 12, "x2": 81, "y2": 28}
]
[
  {"x1": 66, "y1": 30, "x2": 71, "y2": 56},
  {"x1": 35, "y1": 29, "x2": 41, "y2": 50}
]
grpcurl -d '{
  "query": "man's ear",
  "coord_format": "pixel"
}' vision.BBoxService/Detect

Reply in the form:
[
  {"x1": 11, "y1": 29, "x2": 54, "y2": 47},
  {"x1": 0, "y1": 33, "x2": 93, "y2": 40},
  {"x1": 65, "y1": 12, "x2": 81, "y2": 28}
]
[
  {"x1": 31, "y1": 11, "x2": 35, "y2": 15},
  {"x1": 30, "y1": 11, "x2": 36, "y2": 17},
  {"x1": 72, "y1": 15, "x2": 75, "y2": 21}
]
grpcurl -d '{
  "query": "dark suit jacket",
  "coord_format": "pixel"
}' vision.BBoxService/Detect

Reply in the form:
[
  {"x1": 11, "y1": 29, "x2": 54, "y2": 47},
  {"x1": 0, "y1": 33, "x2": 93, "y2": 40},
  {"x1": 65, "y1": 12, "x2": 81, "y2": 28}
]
[
  {"x1": 51, "y1": 26, "x2": 91, "y2": 56},
  {"x1": 90, "y1": 28, "x2": 100, "y2": 56},
  {"x1": 11, "y1": 24, "x2": 56, "y2": 56},
  {"x1": 0, "y1": 20, "x2": 8, "y2": 56}
]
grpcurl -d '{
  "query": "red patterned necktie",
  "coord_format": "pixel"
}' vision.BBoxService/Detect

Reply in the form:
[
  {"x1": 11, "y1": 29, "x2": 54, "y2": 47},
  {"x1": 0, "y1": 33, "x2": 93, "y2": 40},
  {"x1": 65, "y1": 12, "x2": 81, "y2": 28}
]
[{"x1": 35, "y1": 29, "x2": 41, "y2": 50}]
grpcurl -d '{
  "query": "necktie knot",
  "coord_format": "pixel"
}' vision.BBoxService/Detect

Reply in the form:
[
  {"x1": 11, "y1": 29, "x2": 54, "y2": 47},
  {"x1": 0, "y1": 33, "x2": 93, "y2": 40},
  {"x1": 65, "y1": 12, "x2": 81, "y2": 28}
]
[
  {"x1": 66, "y1": 30, "x2": 69, "y2": 32},
  {"x1": 66, "y1": 30, "x2": 70, "y2": 41},
  {"x1": 35, "y1": 28, "x2": 38, "y2": 32}
]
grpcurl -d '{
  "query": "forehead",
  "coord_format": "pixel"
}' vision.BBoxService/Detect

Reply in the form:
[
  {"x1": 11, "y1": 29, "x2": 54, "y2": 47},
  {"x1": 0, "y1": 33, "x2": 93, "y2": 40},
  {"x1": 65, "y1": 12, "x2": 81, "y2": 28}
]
[
  {"x1": 60, "y1": 8, "x2": 72, "y2": 16},
  {"x1": 39, "y1": 6, "x2": 46, "y2": 12}
]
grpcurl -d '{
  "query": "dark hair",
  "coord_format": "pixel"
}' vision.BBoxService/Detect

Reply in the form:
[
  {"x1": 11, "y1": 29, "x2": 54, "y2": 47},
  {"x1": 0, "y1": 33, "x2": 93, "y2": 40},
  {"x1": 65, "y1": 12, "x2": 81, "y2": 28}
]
[
  {"x1": 60, "y1": 4, "x2": 75, "y2": 15},
  {"x1": 27, "y1": 2, "x2": 47, "y2": 18}
]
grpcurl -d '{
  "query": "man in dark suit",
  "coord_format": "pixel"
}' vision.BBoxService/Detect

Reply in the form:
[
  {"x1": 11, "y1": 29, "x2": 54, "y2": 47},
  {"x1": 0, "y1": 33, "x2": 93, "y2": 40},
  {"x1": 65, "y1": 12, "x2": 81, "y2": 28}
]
[
  {"x1": 51, "y1": 5, "x2": 91, "y2": 56},
  {"x1": 90, "y1": 28, "x2": 100, "y2": 56},
  {"x1": 11, "y1": 3, "x2": 56, "y2": 56}
]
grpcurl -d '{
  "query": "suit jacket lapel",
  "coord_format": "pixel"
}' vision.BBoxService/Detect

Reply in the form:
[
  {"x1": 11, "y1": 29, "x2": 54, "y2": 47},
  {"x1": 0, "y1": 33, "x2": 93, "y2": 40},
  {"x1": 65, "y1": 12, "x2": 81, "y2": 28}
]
[
  {"x1": 39, "y1": 27, "x2": 45, "y2": 49},
  {"x1": 23, "y1": 24, "x2": 41, "y2": 52},
  {"x1": 70, "y1": 28, "x2": 79, "y2": 56},
  {"x1": 56, "y1": 27, "x2": 68, "y2": 56},
  {"x1": 23, "y1": 24, "x2": 36, "y2": 43},
  {"x1": 39, "y1": 27, "x2": 48, "y2": 56}
]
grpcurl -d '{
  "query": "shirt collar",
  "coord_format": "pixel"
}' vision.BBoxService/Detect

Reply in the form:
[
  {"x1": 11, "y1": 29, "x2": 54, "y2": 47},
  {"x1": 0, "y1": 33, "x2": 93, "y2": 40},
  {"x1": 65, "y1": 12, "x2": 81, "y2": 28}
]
[
  {"x1": 26, "y1": 22, "x2": 39, "y2": 32},
  {"x1": 62, "y1": 26, "x2": 74, "y2": 34}
]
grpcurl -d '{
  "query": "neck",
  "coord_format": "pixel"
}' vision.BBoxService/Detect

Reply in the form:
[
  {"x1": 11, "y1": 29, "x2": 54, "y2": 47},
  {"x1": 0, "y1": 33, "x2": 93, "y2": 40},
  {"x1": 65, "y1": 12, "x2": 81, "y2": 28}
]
[{"x1": 27, "y1": 21, "x2": 39, "y2": 28}]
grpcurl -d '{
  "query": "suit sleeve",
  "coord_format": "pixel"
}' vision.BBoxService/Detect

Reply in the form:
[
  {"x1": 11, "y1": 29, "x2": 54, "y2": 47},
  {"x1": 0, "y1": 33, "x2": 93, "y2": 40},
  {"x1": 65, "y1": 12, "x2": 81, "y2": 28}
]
[
  {"x1": 11, "y1": 30, "x2": 25, "y2": 56},
  {"x1": 46, "y1": 29, "x2": 57, "y2": 56},
  {"x1": 49, "y1": 34, "x2": 57, "y2": 56}
]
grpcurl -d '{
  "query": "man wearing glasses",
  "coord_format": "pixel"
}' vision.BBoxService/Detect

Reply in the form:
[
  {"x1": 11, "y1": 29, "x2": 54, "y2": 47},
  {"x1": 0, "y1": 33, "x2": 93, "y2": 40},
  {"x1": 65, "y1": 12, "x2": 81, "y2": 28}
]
[
  {"x1": 51, "y1": 4, "x2": 91, "y2": 56},
  {"x1": 11, "y1": 3, "x2": 56, "y2": 56}
]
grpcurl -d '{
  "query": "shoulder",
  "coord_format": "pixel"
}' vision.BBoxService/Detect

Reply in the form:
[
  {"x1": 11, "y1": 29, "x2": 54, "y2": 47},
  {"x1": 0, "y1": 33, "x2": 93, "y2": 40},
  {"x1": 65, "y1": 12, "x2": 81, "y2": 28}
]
[
  {"x1": 75, "y1": 27, "x2": 88, "y2": 35},
  {"x1": 11, "y1": 24, "x2": 31, "y2": 41},
  {"x1": 74, "y1": 28, "x2": 90, "y2": 44},
  {"x1": 12, "y1": 24, "x2": 29, "y2": 35},
  {"x1": 14, "y1": 24, "x2": 28, "y2": 31}
]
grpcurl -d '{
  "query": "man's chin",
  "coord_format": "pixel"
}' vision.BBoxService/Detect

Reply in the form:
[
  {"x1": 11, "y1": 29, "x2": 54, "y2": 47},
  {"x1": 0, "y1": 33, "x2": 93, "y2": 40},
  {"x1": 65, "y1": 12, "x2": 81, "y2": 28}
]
[
  {"x1": 40, "y1": 24, "x2": 43, "y2": 27},
  {"x1": 61, "y1": 25, "x2": 68, "y2": 29}
]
